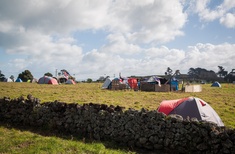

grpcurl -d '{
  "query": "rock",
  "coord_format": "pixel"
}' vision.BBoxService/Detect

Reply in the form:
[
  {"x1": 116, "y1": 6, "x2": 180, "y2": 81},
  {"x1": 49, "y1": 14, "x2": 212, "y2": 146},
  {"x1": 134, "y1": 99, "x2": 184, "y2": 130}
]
[
  {"x1": 154, "y1": 144, "x2": 163, "y2": 150},
  {"x1": 164, "y1": 138, "x2": 171, "y2": 147},
  {"x1": 168, "y1": 114, "x2": 183, "y2": 122},
  {"x1": 197, "y1": 143, "x2": 208, "y2": 151},
  {"x1": 190, "y1": 117, "x2": 199, "y2": 123},
  {"x1": 222, "y1": 139, "x2": 233, "y2": 149},
  {"x1": 139, "y1": 137, "x2": 148, "y2": 144}
]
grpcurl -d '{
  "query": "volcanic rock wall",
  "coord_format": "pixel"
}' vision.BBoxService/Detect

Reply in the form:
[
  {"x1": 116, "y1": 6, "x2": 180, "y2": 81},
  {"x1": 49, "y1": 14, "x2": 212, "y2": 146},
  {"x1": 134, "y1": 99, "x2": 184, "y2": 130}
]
[{"x1": 0, "y1": 95, "x2": 234, "y2": 153}]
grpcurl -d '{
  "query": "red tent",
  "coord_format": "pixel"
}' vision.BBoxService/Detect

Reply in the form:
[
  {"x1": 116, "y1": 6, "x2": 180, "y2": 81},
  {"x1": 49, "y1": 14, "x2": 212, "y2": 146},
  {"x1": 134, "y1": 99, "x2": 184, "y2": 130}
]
[
  {"x1": 128, "y1": 78, "x2": 138, "y2": 90},
  {"x1": 38, "y1": 76, "x2": 58, "y2": 85},
  {"x1": 158, "y1": 97, "x2": 224, "y2": 126}
]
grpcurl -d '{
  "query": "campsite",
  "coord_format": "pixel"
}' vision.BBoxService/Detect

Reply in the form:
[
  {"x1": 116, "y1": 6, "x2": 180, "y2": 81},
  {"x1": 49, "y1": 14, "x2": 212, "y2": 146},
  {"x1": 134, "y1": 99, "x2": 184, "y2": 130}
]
[{"x1": 0, "y1": 82, "x2": 235, "y2": 153}]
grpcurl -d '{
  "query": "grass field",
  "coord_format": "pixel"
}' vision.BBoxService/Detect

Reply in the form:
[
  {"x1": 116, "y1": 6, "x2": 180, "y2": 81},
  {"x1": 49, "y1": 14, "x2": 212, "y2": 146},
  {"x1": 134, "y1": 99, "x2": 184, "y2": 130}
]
[{"x1": 0, "y1": 82, "x2": 235, "y2": 153}]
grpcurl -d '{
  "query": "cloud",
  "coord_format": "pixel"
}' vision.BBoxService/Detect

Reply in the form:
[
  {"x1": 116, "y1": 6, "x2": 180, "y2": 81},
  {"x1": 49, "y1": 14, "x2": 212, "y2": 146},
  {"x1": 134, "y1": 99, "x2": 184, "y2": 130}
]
[
  {"x1": 182, "y1": 43, "x2": 235, "y2": 72},
  {"x1": 100, "y1": 33, "x2": 142, "y2": 55},
  {"x1": 0, "y1": 0, "x2": 110, "y2": 33},
  {"x1": 221, "y1": 0, "x2": 235, "y2": 10},
  {"x1": 77, "y1": 42, "x2": 235, "y2": 79},
  {"x1": 3, "y1": 33, "x2": 83, "y2": 78},
  {"x1": 108, "y1": 0, "x2": 187, "y2": 44},
  {"x1": 187, "y1": 0, "x2": 235, "y2": 28},
  {"x1": 0, "y1": 0, "x2": 187, "y2": 47},
  {"x1": 220, "y1": 13, "x2": 235, "y2": 28},
  {"x1": 2, "y1": 38, "x2": 235, "y2": 80},
  {"x1": 187, "y1": 0, "x2": 224, "y2": 21}
]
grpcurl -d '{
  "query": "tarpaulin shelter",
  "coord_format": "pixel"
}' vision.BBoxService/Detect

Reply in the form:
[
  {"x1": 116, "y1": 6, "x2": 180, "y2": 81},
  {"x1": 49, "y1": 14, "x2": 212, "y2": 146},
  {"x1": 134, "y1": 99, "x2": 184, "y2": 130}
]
[
  {"x1": 140, "y1": 76, "x2": 170, "y2": 92},
  {"x1": 157, "y1": 97, "x2": 224, "y2": 126},
  {"x1": 38, "y1": 76, "x2": 58, "y2": 85},
  {"x1": 142, "y1": 75, "x2": 168, "y2": 86}
]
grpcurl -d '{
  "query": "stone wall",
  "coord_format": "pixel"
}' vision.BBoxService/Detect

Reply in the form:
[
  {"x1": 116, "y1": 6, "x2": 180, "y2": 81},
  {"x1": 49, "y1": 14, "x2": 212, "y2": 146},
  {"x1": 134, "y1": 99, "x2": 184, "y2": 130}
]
[{"x1": 0, "y1": 95, "x2": 234, "y2": 153}]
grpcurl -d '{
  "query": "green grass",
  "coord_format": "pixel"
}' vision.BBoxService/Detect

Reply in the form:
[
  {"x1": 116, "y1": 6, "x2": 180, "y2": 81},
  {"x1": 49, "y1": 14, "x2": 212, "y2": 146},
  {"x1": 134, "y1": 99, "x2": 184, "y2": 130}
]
[
  {"x1": 0, "y1": 82, "x2": 235, "y2": 153},
  {"x1": 0, "y1": 125, "x2": 132, "y2": 154}
]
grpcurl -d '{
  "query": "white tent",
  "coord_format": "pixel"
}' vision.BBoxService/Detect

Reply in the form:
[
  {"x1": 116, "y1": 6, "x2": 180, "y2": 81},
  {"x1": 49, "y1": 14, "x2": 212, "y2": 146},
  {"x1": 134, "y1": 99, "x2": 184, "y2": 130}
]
[
  {"x1": 4, "y1": 78, "x2": 13, "y2": 82},
  {"x1": 101, "y1": 77, "x2": 114, "y2": 89}
]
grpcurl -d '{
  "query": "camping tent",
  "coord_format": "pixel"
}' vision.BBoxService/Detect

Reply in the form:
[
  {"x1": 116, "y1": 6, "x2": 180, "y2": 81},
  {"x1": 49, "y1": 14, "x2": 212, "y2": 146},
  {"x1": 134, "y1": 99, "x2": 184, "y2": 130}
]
[
  {"x1": 31, "y1": 78, "x2": 38, "y2": 83},
  {"x1": 38, "y1": 76, "x2": 58, "y2": 85},
  {"x1": 128, "y1": 78, "x2": 138, "y2": 90},
  {"x1": 157, "y1": 97, "x2": 224, "y2": 126},
  {"x1": 4, "y1": 78, "x2": 13, "y2": 82},
  {"x1": 211, "y1": 81, "x2": 221, "y2": 87},
  {"x1": 15, "y1": 78, "x2": 22, "y2": 82},
  {"x1": 101, "y1": 77, "x2": 114, "y2": 89},
  {"x1": 65, "y1": 79, "x2": 76, "y2": 84}
]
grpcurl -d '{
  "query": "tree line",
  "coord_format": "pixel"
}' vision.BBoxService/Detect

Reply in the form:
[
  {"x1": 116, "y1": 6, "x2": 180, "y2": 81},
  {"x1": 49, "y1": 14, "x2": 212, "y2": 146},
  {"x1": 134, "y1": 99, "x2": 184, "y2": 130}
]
[{"x1": 186, "y1": 66, "x2": 235, "y2": 83}]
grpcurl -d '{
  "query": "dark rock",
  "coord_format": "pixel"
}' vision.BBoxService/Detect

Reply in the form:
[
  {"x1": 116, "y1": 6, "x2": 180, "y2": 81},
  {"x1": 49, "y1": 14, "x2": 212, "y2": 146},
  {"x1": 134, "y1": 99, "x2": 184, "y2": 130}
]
[
  {"x1": 168, "y1": 114, "x2": 183, "y2": 122},
  {"x1": 154, "y1": 144, "x2": 163, "y2": 150},
  {"x1": 197, "y1": 143, "x2": 208, "y2": 151},
  {"x1": 222, "y1": 139, "x2": 233, "y2": 149},
  {"x1": 139, "y1": 137, "x2": 148, "y2": 144}
]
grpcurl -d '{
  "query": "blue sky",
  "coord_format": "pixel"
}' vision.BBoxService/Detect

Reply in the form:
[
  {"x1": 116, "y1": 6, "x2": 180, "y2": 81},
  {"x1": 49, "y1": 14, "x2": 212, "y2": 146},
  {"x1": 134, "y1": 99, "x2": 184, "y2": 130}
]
[{"x1": 0, "y1": 0, "x2": 235, "y2": 80}]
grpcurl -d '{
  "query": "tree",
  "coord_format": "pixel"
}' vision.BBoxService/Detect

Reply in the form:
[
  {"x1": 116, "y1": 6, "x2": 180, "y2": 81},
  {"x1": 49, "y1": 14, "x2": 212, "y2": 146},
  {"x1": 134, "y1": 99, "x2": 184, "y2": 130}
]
[
  {"x1": 44, "y1": 72, "x2": 53, "y2": 77},
  {"x1": 217, "y1": 66, "x2": 227, "y2": 78},
  {"x1": 187, "y1": 67, "x2": 218, "y2": 82},
  {"x1": 18, "y1": 70, "x2": 33, "y2": 82},
  {"x1": 86, "y1": 78, "x2": 92, "y2": 83},
  {"x1": 224, "y1": 69, "x2": 235, "y2": 83},
  {"x1": 0, "y1": 70, "x2": 5, "y2": 82},
  {"x1": 97, "y1": 76, "x2": 106, "y2": 82},
  {"x1": 188, "y1": 68, "x2": 198, "y2": 80}
]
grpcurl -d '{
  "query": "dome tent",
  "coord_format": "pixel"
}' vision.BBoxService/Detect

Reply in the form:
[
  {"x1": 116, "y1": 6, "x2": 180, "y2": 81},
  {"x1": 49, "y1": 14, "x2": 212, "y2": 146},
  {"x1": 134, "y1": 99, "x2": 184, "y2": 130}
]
[
  {"x1": 211, "y1": 81, "x2": 221, "y2": 87},
  {"x1": 31, "y1": 78, "x2": 38, "y2": 83},
  {"x1": 4, "y1": 78, "x2": 13, "y2": 82},
  {"x1": 15, "y1": 78, "x2": 22, "y2": 82},
  {"x1": 65, "y1": 79, "x2": 76, "y2": 84},
  {"x1": 157, "y1": 97, "x2": 224, "y2": 126},
  {"x1": 101, "y1": 77, "x2": 114, "y2": 89},
  {"x1": 38, "y1": 76, "x2": 58, "y2": 85}
]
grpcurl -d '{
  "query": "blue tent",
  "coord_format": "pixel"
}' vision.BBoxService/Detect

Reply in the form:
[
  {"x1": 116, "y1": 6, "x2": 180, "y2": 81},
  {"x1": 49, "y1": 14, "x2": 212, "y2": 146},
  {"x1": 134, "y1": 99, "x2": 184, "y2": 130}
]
[
  {"x1": 15, "y1": 78, "x2": 22, "y2": 82},
  {"x1": 211, "y1": 81, "x2": 221, "y2": 87}
]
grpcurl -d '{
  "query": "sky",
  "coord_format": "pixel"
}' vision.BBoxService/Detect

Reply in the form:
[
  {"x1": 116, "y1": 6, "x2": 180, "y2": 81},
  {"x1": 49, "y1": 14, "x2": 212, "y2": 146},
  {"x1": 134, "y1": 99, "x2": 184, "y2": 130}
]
[{"x1": 0, "y1": 0, "x2": 235, "y2": 81}]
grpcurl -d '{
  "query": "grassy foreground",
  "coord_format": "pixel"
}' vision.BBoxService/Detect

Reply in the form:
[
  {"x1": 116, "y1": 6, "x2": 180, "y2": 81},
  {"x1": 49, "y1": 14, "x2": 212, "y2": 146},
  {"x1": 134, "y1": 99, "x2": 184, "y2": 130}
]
[
  {"x1": 0, "y1": 82, "x2": 235, "y2": 153},
  {"x1": 0, "y1": 124, "x2": 132, "y2": 154}
]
